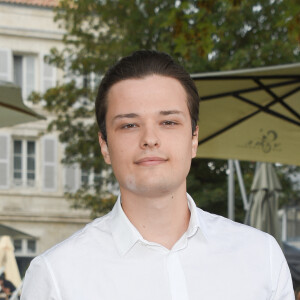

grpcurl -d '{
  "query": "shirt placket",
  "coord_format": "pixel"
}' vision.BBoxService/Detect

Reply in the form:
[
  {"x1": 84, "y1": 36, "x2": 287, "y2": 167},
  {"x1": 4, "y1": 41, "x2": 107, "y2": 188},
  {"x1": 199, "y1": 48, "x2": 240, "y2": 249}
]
[{"x1": 166, "y1": 251, "x2": 189, "y2": 300}]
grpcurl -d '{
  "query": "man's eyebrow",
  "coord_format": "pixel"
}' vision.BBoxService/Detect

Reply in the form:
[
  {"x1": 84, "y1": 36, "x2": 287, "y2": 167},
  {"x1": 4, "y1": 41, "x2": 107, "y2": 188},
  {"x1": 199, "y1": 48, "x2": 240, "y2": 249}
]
[
  {"x1": 112, "y1": 113, "x2": 139, "y2": 122},
  {"x1": 159, "y1": 110, "x2": 184, "y2": 116},
  {"x1": 112, "y1": 110, "x2": 184, "y2": 122}
]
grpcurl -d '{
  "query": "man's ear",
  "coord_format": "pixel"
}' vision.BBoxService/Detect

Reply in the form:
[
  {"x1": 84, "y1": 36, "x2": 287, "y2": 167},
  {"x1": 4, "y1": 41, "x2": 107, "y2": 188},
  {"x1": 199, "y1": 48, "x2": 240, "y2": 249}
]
[
  {"x1": 98, "y1": 133, "x2": 111, "y2": 164},
  {"x1": 191, "y1": 125, "x2": 199, "y2": 158}
]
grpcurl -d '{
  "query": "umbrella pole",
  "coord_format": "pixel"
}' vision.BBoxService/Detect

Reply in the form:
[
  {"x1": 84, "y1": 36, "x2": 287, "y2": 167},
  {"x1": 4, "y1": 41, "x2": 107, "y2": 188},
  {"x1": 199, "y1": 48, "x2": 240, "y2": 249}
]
[
  {"x1": 234, "y1": 160, "x2": 249, "y2": 211},
  {"x1": 282, "y1": 208, "x2": 287, "y2": 242},
  {"x1": 228, "y1": 160, "x2": 251, "y2": 220},
  {"x1": 228, "y1": 159, "x2": 235, "y2": 220}
]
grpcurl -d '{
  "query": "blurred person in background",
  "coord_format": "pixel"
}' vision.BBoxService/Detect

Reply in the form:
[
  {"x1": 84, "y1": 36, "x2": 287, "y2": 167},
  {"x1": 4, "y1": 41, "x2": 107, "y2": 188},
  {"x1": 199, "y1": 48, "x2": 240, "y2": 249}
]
[{"x1": 0, "y1": 273, "x2": 16, "y2": 298}]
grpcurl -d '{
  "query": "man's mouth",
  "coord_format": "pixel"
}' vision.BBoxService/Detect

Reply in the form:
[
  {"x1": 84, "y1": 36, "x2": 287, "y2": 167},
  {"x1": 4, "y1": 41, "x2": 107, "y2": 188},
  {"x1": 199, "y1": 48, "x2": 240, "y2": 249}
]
[{"x1": 135, "y1": 157, "x2": 167, "y2": 166}]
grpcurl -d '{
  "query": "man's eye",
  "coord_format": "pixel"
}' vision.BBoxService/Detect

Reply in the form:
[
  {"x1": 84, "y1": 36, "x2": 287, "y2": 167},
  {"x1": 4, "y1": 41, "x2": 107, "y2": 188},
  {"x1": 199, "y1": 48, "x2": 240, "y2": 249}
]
[
  {"x1": 121, "y1": 123, "x2": 137, "y2": 129},
  {"x1": 162, "y1": 121, "x2": 177, "y2": 126}
]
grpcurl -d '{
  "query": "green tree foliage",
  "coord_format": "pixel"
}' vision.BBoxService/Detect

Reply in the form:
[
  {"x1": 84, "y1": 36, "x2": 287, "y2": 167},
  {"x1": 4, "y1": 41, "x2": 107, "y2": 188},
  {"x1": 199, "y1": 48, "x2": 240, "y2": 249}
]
[
  {"x1": 188, "y1": 160, "x2": 300, "y2": 223},
  {"x1": 207, "y1": 0, "x2": 300, "y2": 70},
  {"x1": 187, "y1": 160, "x2": 253, "y2": 223},
  {"x1": 31, "y1": 0, "x2": 300, "y2": 218}
]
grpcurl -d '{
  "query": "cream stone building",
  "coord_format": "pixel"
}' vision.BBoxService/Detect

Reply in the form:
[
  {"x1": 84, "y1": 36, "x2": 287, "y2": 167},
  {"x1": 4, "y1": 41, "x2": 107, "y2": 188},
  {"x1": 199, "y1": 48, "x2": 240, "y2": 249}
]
[{"x1": 0, "y1": 0, "x2": 91, "y2": 277}]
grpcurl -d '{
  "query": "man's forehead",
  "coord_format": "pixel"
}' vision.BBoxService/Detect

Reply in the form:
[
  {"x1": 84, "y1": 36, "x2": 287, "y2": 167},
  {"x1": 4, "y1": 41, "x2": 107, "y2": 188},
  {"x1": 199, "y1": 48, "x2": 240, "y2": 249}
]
[
  {"x1": 107, "y1": 74, "x2": 187, "y2": 96},
  {"x1": 103, "y1": 75, "x2": 191, "y2": 127}
]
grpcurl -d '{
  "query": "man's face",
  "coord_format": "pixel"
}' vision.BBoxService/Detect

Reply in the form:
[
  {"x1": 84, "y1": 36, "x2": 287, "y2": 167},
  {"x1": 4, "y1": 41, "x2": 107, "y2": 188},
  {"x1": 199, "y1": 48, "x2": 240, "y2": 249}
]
[{"x1": 99, "y1": 75, "x2": 198, "y2": 198}]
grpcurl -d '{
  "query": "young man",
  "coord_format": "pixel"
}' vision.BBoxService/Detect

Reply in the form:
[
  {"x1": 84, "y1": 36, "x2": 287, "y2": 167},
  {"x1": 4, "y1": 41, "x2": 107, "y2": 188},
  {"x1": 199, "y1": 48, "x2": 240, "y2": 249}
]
[{"x1": 21, "y1": 51, "x2": 293, "y2": 300}]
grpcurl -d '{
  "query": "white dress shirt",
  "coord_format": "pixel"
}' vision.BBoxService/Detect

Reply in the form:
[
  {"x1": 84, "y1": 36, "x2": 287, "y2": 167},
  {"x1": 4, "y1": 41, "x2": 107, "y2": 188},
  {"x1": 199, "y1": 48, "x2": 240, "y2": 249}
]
[{"x1": 21, "y1": 194, "x2": 294, "y2": 300}]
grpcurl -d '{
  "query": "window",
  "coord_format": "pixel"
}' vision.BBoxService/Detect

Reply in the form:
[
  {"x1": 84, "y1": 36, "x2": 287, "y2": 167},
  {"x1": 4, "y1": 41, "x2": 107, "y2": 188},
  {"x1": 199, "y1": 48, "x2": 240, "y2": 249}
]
[
  {"x1": 83, "y1": 72, "x2": 99, "y2": 91},
  {"x1": 13, "y1": 140, "x2": 36, "y2": 187},
  {"x1": 27, "y1": 240, "x2": 36, "y2": 253},
  {"x1": 14, "y1": 238, "x2": 37, "y2": 256},
  {"x1": 81, "y1": 169, "x2": 90, "y2": 186},
  {"x1": 64, "y1": 165, "x2": 103, "y2": 192},
  {"x1": 13, "y1": 54, "x2": 36, "y2": 101},
  {"x1": 13, "y1": 239, "x2": 22, "y2": 252},
  {"x1": 0, "y1": 50, "x2": 57, "y2": 99},
  {"x1": 93, "y1": 172, "x2": 102, "y2": 185},
  {"x1": 14, "y1": 239, "x2": 37, "y2": 278},
  {"x1": 81, "y1": 169, "x2": 102, "y2": 187}
]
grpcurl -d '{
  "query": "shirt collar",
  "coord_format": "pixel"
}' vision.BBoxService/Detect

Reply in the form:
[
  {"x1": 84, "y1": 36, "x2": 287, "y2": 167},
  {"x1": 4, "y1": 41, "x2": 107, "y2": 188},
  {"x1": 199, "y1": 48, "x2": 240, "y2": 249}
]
[
  {"x1": 186, "y1": 193, "x2": 200, "y2": 237},
  {"x1": 187, "y1": 193, "x2": 209, "y2": 241},
  {"x1": 108, "y1": 195, "x2": 142, "y2": 256},
  {"x1": 109, "y1": 193, "x2": 208, "y2": 256}
]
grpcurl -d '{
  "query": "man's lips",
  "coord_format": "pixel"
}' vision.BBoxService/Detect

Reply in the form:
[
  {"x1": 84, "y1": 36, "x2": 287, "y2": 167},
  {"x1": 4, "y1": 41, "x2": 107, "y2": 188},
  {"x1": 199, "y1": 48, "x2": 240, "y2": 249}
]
[{"x1": 135, "y1": 157, "x2": 167, "y2": 166}]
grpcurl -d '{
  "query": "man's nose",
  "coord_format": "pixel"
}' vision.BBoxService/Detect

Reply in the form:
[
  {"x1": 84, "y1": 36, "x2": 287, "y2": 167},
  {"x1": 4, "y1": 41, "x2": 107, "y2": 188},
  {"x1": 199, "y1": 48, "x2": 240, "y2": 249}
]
[{"x1": 140, "y1": 125, "x2": 160, "y2": 149}]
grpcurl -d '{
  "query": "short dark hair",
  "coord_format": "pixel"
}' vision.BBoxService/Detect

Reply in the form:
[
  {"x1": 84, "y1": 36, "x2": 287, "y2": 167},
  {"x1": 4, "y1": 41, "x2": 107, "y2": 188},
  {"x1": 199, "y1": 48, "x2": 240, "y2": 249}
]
[{"x1": 95, "y1": 50, "x2": 200, "y2": 141}]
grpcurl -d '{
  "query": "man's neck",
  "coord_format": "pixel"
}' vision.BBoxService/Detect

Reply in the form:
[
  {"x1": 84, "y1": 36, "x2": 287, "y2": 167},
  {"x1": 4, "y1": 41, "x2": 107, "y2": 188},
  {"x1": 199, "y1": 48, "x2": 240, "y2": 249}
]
[{"x1": 120, "y1": 186, "x2": 190, "y2": 250}]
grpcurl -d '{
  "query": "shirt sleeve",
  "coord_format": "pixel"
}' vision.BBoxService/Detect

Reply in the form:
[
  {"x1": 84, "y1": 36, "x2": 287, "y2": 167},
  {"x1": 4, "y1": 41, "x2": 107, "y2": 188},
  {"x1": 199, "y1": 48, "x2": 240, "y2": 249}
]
[
  {"x1": 20, "y1": 255, "x2": 62, "y2": 300},
  {"x1": 269, "y1": 235, "x2": 294, "y2": 300}
]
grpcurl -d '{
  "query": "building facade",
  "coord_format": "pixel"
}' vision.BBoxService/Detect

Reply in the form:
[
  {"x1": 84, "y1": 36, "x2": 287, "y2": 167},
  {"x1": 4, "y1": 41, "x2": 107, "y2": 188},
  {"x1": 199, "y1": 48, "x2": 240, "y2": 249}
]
[{"x1": 0, "y1": 0, "x2": 91, "y2": 277}]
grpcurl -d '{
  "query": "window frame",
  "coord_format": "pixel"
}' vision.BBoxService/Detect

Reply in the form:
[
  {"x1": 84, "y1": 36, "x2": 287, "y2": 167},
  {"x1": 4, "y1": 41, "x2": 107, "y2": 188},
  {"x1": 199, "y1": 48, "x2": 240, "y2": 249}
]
[
  {"x1": 12, "y1": 138, "x2": 37, "y2": 188},
  {"x1": 0, "y1": 134, "x2": 10, "y2": 189},
  {"x1": 12, "y1": 53, "x2": 37, "y2": 102},
  {"x1": 13, "y1": 238, "x2": 37, "y2": 257}
]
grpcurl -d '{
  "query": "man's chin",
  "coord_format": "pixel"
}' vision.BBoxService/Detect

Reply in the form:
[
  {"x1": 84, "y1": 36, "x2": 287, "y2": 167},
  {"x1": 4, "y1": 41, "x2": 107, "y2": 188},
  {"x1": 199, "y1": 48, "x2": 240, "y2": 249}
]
[{"x1": 125, "y1": 181, "x2": 178, "y2": 198}]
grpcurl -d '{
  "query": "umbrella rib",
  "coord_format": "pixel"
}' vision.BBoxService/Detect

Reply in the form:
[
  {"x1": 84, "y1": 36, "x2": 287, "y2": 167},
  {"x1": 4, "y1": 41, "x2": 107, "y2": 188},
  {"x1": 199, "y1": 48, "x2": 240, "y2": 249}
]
[
  {"x1": 198, "y1": 110, "x2": 260, "y2": 145},
  {"x1": 253, "y1": 79, "x2": 300, "y2": 120},
  {"x1": 193, "y1": 75, "x2": 300, "y2": 80},
  {"x1": 199, "y1": 78, "x2": 299, "y2": 101},
  {"x1": 0, "y1": 101, "x2": 41, "y2": 118},
  {"x1": 233, "y1": 94, "x2": 300, "y2": 127},
  {"x1": 198, "y1": 86, "x2": 300, "y2": 146}
]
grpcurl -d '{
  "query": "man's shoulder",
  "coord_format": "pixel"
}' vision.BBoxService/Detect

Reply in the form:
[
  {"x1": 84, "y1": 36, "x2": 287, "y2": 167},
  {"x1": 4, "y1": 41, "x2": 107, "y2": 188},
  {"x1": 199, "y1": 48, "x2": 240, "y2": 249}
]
[
  {"x1": 195, "y1": 207, "x2": 273, "y2": 249},
  {"x1": 38, "y1": 211, "x2": 114, "y2": 263}
]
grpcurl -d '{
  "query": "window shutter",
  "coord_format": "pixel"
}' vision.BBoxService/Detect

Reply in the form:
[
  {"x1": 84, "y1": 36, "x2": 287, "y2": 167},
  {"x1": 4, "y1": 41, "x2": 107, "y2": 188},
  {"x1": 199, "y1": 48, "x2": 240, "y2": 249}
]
[
  {"x1": 24, "y1": 56, "x2": 35, "y2": 100},
  {"x1": 42, "y1": 136, "x2": 57, "y2": 191},
  {"x1": 64, "y1": 164, "x2": 80, "y2": 193},
  {"x1": 0, "y1": 49, "x2": 12, "y2": 81},
  {"x1": 41, "y1": 55, "x2": 56, "y2": 93},
  {"x1": 0, "y1": 134, "x2": 10, "y2": 189}
]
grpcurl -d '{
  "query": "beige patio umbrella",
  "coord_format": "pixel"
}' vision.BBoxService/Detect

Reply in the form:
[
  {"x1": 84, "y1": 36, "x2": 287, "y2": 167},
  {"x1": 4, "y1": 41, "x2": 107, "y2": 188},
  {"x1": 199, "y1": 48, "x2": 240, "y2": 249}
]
[
  {"x1": 244, "y1": 163, "x2": 282, "y2": 244},
  {"x1": 193, "y1": 63, "x2": 300, "y2": 166},
  {"x1": 0, "y1": 81, "x2": 45, "y2": 128},
  {"x1": 0, "y1": 236, "x2": 21, "y2": 288}
]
